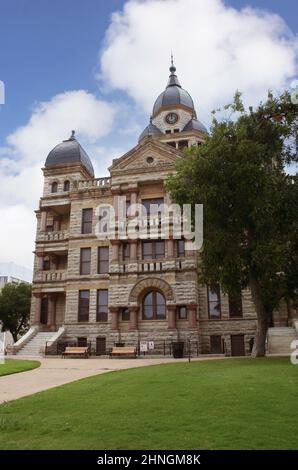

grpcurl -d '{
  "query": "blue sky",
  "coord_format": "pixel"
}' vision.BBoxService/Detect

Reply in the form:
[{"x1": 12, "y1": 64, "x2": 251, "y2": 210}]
[
  {"x1": 0, "y1": 0, "x2": 297, "y2": 143},
  {"x1": 0, "y1": 0, "x2": 297, "y2": 268}
]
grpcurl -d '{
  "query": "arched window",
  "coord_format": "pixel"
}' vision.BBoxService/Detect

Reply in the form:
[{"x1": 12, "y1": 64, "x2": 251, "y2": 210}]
[
  {"x1": 51, "y1": 181, "x2": 58, "y2": 193},
  {"x1": 63, "y1": 180, "x2": 70, "y2": 192},
  {"x1": 143, "y1": 291, "x2": 166, "y2": 320}
]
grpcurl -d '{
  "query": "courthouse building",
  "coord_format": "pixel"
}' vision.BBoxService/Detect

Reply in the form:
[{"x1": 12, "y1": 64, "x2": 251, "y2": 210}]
[{"x1": 12, "y1": 62, "x2": 297, "y2": 356}]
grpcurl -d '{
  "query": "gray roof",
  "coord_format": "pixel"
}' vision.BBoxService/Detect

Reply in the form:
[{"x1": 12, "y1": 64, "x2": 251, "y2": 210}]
[
  {"x1": 45, "y1": 131, "x2": 94, "y2": 177},
  {"x1": 153, "y1": 62, "x2": 195, "y2": 116},
  {"x1": 138, "y1": 121, "x2": 162, "y2": 142},
  {"x1": 183, "y1": 118, "x2": 207, "y2": 134}
]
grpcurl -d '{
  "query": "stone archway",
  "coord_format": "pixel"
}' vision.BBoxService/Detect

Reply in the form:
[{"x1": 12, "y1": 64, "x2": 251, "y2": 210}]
[{"x1": 128, "y1": 277, "x2": 175, "y2": 304}]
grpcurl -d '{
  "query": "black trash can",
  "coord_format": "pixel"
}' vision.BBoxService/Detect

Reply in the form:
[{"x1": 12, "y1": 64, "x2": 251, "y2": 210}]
[{"x1": 172, "y1": 341, "x2": 184, "y2": 358}]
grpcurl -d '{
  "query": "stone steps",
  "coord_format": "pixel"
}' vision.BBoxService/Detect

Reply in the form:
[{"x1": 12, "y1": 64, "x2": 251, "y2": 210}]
[
  {"x1": 16, "y1": 332, "x2": 55, "y2": 356},
  {"x1": 267, "y1": 327, "x2": 298, "y2": 355}
]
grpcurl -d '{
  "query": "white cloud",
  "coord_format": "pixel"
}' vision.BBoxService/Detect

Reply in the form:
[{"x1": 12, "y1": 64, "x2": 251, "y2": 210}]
[
  {"x1": 7, "y1": 90, "x2": 117, "y2": 164},
  {"x1": 0, "y1": 90, "x2": 117, "y2": 268},
  {"x1": 100, "y1": 0, "x2": 298, "y2": 123},
  {"x1": 0, "y1": 205, "x2": 36, "y2": 268}
]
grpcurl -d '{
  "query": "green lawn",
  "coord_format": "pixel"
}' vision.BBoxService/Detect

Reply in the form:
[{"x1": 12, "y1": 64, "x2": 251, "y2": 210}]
[
  {"x1": 0, "y1": 357, "x2": 297, "y2": 449},
  {"x1": 0, "y1": 359, "x2": 40, "y2": 377}
]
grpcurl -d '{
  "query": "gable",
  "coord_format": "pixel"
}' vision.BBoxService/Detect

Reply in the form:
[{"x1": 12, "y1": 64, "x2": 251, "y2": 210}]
[{"x1": 109, "y1": 138, "x2": 182, "y2": 175}]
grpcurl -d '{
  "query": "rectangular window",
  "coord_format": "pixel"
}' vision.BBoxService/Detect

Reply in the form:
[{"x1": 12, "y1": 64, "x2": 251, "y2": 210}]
[
  {"x1": 142, "y1": 198, "x2": 164, "y2": 216},
  {"x1": 97, "y1": 289, "x2": 108, "y2": 322},
  {"x1": 177, "y1": 239, "x2": 185, "y2": 257},
  {"x1": 45, "y1": 214, "x2": 54, "y2": 232},
  {"x1": 123, "y1": 243, "x2": 130, "y2": 261},
  {"x1": 229, "y1": 288, "x2": 243, "y2": 318},
  {"x1": 178, "y1": 140, "x2": 188, "y2": 150},
  {"x1": 43, "y1": 257, "x2": 50, "y2": 271},
  {"x1": 78, "y1": 290, "x2": 89, "y2": 322},
  {"x1": 210, "y1": 335, "x2": 222, "y2": 354},
  {"x1": 82, "y1": 208, "x2": 93, "y2": 234},
  {"x1": 167, "y1": 141, "x2": 176, "y2": 148},
  {"x1": 165, "y1": 130, "x2": 171, "y2": 134},
  {"x1": 208, "y1": 285, "x2": 221, "y2": 319},
  {"x1": 98, "y1": 246, "x2": 109, "y2": 274},
  {"x1": 80, "y1": 248, "x2": 91, "y2": 275},
  {"x1": 174, "y1": 128, "x2": 179, "y2": 133},
  {"x1": 177, "y1": 306, "x2": 187, "y2": 319},
  {"x1": 121, "y1": 308, "x2": 130, "y2": 321},
  {"x1": 142, "y1": 240, "x2": 165, "y2": 259},
  {"x1": 77, "y1": 337, "x2": 87, "y2": 347}
]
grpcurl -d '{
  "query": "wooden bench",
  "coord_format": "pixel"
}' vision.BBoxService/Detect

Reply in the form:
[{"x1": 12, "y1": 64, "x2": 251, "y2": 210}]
[
  {"x1": 110, "y1": 346, "x2": 137, "y2": 358},
  {"x1": 62, "y1": 346, "x2": 89, "y2": 358}
]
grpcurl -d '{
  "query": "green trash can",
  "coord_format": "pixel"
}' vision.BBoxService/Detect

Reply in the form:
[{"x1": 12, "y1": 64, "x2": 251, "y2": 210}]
[{"x1": 172, "y1": 341, "x2": 184, "y2": 358}]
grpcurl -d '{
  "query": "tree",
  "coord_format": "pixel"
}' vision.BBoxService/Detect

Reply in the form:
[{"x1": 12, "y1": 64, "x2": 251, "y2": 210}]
[
  {"x1": 0, "y1": 282, "x2": 32, "y2": 342},
  {"x1": 167, "y1": 91, "x2": 298, "y2": 357}
]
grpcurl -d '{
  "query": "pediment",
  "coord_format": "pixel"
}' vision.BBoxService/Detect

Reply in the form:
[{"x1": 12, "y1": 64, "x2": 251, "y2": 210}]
[{"x1": 109, "y1": 139, "x2": 182, "y2": 174}]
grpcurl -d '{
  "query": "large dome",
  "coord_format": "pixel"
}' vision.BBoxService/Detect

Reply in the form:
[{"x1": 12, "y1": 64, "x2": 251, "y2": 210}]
[
  {"x1": 45, "y1": 131, "x2": 94, "y2": 177},
  {"x1": 152, "y1": 62, "x2": 195, "y2": 117}
]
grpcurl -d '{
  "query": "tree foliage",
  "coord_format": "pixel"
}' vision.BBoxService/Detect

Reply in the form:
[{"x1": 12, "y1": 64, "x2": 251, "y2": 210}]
[
  {"x1": 0, "y1": 282, "x2": 32, "y2": 342},
  {"x1": 167, "y1": 91, "x2": 298, "y2": 356}
]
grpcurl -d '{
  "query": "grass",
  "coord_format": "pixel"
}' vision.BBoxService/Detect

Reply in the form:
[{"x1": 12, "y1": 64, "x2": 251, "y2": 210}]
[
  {"x1": 0, "y1": 359, "x2": 40, "y2": 377},
  {"x1": 0, "y1": 357, "x2": 297, "y2": 449}
]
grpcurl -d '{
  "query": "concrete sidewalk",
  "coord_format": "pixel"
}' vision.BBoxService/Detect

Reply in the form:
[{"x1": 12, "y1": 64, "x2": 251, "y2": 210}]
[{"x1": 0, "y1": 356, "x2": 205, "y2": 404}]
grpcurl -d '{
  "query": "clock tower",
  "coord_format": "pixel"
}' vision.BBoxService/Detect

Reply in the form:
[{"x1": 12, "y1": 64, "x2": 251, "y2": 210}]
[{"x1": 139, "y1": 57, "x2": 207, "y2": 150}]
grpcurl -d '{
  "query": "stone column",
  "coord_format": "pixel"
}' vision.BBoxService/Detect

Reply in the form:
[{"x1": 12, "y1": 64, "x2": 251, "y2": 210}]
[
  {"x1": 128, "y1": 185, "x2": 139, "y2": 206},
  {"x1": 167, "y1": 305, "x2": 176, "y2": 329},
  {"x1": 129, "y1": 240, "x2": 138, "y2": 261},
  {"x1": 110, "y1": 307, "x2": 119, "y2": 330},
  {"x1": 33, "y1": 294, "x2": 42, "y2": 324},
  {"x1": 188, "y1": 304, "x2": 198, "y2": 328},
  {"x1": 36, "y1": 252, "x2": 44, "y2": 270},
  {"x1": 40, "y1": 210, "x2": 47, "y2": 232},
  {"x1": 47, "y1": 295, "x2": 56, "y2": 327},
  {"x1": 111, "y1": 187, "x2": 121, "y2": 219},
  {"x1": 185, "y1": 240, "x2": 196, "y2": 258},
  {"x1": 166, "y1": 238, "x2": 174, "y2": 258},
  {"x1": 111, "y1": 240, "x2": 121, "y2": 262},
  {"x1": 129, "y1": 306, "x2": 139, "y2": 330}
]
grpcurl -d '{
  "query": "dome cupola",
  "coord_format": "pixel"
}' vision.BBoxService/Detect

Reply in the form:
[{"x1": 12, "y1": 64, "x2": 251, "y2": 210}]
[
  {"x1": 152, "y1": 57, "x2": 196, "y2": 118},
  {"x1": 45, "y1": 131, "x2": 94, "y2": 177}
]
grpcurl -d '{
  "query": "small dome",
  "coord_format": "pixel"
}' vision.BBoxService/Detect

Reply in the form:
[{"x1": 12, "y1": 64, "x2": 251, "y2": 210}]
[
  {"x1": 152, "y1": 61, "x2": 195, "y2": 117},
  {"x1": 183, "y1": 118, "x2": 207, "y2": 134},
  {"x1": 45, "y1": 131, "x2": 94, "y2": 177},
  {"x1": 138, "y1": 121, "x2": 162, "y2": 142}
]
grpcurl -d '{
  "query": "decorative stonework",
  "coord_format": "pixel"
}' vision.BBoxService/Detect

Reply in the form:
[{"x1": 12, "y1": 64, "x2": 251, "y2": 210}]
[{"x1": 128, "y1": 277, "x2": 175, "y2": 303}]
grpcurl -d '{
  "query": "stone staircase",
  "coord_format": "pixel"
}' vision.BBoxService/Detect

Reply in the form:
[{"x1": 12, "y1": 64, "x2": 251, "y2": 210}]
[
  {"x1": 16, "y1": 332, "x2": 55, "y2": 357},
  {"x1": 267, "y1": 327, "x2": 298, "y2": 355}
]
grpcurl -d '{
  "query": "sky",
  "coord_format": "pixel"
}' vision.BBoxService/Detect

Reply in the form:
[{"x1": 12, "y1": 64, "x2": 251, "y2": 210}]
[{"x1": 0, "y1": 0, "x2": 297, "y2": 269}]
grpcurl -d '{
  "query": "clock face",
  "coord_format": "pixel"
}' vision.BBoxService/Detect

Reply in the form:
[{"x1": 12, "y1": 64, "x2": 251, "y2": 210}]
[{"x1": 165, "y1": 112, "x2": 178, "y2": 125}]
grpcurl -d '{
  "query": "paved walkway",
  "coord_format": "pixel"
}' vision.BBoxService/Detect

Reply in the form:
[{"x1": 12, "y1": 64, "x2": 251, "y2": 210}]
[{"x1": 0, "y1": 356, "x2": 210, "y2": 404}]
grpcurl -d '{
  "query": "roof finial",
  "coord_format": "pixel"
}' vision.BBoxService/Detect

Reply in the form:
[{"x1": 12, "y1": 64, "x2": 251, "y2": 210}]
[
  {"x1": 170, "y1": 51, "x2": 176, "y2": 74},
  {"x1": 70, "y1": 130, "x2": 75, "y2": 140}
]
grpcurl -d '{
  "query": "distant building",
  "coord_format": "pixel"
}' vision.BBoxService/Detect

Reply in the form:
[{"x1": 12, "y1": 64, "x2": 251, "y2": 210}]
[{"x1": 0, "y1": 262, "x2": 32, "y2": 290}]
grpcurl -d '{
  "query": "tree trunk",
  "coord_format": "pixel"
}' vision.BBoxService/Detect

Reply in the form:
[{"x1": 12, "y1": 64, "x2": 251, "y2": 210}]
[
  {"x1": 11, "y1": 330, "x2": 18, "y2": 343},
  {"x1": 249, "y1": 275, "x2": 269, "y2": 357}
]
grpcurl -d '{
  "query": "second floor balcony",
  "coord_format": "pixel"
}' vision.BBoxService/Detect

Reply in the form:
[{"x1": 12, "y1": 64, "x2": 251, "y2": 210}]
[
  {"x1": 34, "y1": 270, "x2": 67, "y2": 283},
  {"x1": 36, "y1": 230, "x2": 69, "y2": 243}
]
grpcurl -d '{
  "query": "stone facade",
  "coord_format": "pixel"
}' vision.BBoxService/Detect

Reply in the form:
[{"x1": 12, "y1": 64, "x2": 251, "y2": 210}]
[{"x1": 29, "y1": 62, "x2": 293, "y2": 357}]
